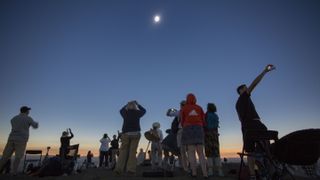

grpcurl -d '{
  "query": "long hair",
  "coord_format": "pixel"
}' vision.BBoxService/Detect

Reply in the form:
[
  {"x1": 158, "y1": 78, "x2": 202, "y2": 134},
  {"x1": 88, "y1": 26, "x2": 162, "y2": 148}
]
[{"x1": 207, "y1": 103, "x2": 217, "y2": 113}]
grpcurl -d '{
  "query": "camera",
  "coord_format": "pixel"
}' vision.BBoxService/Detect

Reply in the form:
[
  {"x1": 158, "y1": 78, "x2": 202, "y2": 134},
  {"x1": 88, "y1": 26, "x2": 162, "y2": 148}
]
[{"x1": 267, "y1": 65, "x2": 275, "y2": 71}]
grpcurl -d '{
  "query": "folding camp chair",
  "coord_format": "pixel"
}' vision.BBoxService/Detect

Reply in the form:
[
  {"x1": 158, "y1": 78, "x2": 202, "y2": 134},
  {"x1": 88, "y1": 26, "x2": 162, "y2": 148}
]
[
  {"x1": 23, "y1": 150, "x2": 42, "y2": 173},
  {"x1": 237, "y1": 130, "x2": 278, "y2": 180},
  {"x1": 62, "y1": 144, "x2": 79, "y2": 175},
  {"x1": 66, "y1": 144, "x2": 79, "y2": 160}
]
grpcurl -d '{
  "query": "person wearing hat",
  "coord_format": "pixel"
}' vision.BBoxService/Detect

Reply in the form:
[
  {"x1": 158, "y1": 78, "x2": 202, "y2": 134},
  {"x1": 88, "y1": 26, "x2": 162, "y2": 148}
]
[
  {"x1": 150, "y1": 122, "x2": 163, "y2": 169},
  {"x1": 0, "y1": 106, "x2": 39, "y2": 175}
]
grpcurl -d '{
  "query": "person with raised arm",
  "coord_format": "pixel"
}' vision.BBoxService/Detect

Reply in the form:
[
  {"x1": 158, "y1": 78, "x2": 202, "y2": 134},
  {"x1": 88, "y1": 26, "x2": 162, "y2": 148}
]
[
  {"x1": 236, "y1": 64, "x2": 275, "y2": 180},
  {"x1": 59, "y1": 128, "x2": 74, "y2": 159},
  {"x1": 0, "y1": 106, "x2": 39, "y2": 175}
]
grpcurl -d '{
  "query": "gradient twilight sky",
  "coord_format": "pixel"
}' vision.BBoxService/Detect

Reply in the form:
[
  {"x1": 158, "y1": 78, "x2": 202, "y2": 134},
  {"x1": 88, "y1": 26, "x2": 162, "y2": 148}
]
[{"x1": 1, "y1": 0, "x2": 320, "y2": 157}]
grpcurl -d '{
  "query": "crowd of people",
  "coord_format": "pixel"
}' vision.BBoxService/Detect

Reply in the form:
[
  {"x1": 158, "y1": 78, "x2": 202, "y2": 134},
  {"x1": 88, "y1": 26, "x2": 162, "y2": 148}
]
[{"x1": 0, "y1": 65, "x2": 277, "y2": 180}]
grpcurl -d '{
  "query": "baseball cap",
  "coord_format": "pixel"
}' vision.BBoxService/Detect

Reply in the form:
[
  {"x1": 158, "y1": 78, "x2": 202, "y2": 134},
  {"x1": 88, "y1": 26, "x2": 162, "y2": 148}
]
[{"x1": 20, "y1": 106, "x2": 31, "y2": 113}]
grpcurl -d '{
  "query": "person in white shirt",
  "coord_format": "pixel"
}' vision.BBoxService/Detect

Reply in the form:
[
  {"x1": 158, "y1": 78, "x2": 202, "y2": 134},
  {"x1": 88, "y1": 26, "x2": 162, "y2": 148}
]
[
  {"x1": 136, "y1": 148, "x2": 145, "y2": 165},
  {"x1": 0, "y1": 106, "x2": 39, "y2": 175},
  {"x1": 99, "y1": 133, "x2": 111, "y2": 168},
  {"x1": 150, "y1": 122, "x2": 163, "y2": 169}
]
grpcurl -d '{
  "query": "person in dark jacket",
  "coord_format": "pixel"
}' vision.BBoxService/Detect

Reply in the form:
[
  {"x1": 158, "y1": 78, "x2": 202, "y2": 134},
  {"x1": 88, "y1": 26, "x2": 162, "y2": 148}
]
[
  {"x1": 114, "y1": 100, "x2": 146, "y2": 175},
  {"x1": 109, "y1": 132, "x2": 120, "y2": 169}
]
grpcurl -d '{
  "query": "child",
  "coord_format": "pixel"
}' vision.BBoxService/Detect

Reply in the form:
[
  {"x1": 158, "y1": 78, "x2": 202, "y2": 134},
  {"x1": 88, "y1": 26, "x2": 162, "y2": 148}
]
[{"x1": 150, "y1": 122, "x2": 163, "y2": 169}]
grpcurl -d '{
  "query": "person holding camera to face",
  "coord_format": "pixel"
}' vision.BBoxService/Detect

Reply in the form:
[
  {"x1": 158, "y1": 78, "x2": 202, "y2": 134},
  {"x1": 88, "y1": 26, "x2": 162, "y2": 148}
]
[
  {"x1": 114, "y1": 100, "x2": 146, "y2": 175},
  {"x1": 99, "y1": 133, "x2": 111, "y2": 168}
]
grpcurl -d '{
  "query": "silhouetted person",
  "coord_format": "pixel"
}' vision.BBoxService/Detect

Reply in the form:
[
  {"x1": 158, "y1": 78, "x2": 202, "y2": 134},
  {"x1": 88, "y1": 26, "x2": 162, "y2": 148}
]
[
  {"x1": 236, "y1": 64, "x2": 275, "y2": 179},
  {"x1": 0, "y1": 106, "x2": 39, "y2": 175},
  {"x1": 59, "y1": 128, "x2": 74, "y2": 159},
  {"x1": 86, "y1": 151, "x2": 94, "y2": 168},
  {"x1": 99, "y1": 133, "x2": 111, "y2": 168},
  {"x1": 114, "y1": 100, "x2": 146, "y2": 175},
  {"x1": 223, "y1": 157, "x2": 228, "y2": 164},
  {"x1": 109, "y1": 132, "x2": 120, "y2": 168}
]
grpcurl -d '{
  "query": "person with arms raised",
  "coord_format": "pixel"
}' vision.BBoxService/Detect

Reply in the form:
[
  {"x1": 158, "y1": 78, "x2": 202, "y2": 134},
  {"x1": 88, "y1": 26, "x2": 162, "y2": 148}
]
[{"x1": 114, "y1": 100, "x2": 146, "y2": 176}]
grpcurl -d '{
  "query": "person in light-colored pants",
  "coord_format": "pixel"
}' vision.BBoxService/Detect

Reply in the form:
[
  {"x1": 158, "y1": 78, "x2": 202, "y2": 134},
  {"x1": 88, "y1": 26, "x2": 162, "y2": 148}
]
[
  {"x1": 177, "y1": 128, "x2": 188, "y2": 171},
  {"x1": 0, "y1": 106, "x2": 38, "y2": 175},
  {"x1": 0, "y1": 141, "x2": 27, "y2": 174},
  {"x1": 114, "y1": 133, "x2": 141, "y2": 173}
]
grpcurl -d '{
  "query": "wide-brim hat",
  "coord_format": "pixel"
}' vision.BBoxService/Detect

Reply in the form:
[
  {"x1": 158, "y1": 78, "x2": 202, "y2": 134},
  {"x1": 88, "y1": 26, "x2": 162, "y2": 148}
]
[{"x1": 144, "y1": 130, "x2": 160, "y2": 141}]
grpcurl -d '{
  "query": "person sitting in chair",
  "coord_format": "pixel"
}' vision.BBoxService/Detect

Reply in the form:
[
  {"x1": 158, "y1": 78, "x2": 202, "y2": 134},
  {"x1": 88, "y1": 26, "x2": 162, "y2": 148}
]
[{"x1": 236, "y1": 64, "x2": 275, "y2": 180}]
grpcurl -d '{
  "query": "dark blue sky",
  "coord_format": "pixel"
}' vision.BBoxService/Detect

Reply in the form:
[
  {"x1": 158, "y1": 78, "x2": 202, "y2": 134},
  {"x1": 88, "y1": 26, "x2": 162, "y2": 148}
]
[{"x1": 1, "y1": 0, "x2": 320, "y2": 156}]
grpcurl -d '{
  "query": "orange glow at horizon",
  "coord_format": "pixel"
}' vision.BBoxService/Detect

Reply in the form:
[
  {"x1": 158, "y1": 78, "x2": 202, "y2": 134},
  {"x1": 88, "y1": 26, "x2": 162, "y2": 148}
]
[{"x1": 0, "y1": 142, "x2": 242, "y2": 159}]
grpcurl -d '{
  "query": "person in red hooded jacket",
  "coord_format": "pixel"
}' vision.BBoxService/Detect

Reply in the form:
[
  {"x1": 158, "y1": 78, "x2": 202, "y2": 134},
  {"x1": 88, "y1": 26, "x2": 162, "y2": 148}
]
[{"x1": 180, "y1": 93, "x2": 208, "y2": 178}]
